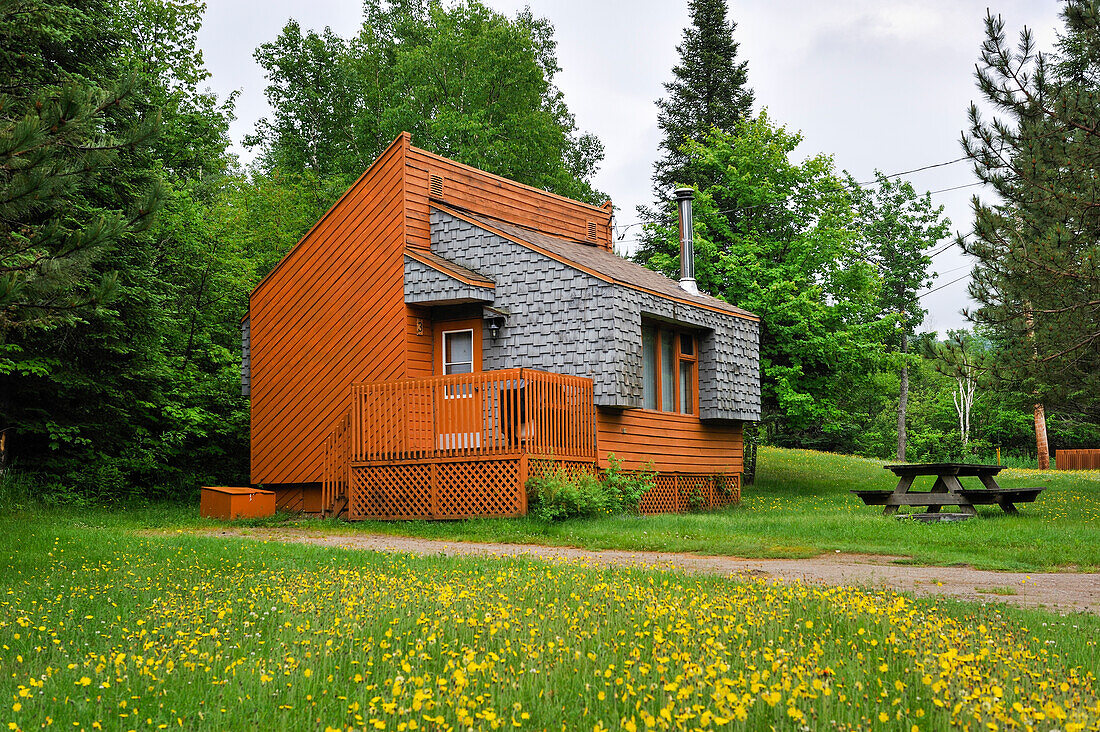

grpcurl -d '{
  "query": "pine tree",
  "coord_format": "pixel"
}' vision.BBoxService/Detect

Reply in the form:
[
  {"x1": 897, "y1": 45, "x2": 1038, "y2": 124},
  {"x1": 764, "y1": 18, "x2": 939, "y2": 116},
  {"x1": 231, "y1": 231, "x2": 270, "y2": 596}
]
[
  {"x1": 652, "y1": 0, "x2": 753, "y2": 195},
  {"x1": 961, "y1": 2, "x2": 1100, "y2": 423},
  {"x1": 0, "y1": 1, "x2": 160, "y2": 335}
]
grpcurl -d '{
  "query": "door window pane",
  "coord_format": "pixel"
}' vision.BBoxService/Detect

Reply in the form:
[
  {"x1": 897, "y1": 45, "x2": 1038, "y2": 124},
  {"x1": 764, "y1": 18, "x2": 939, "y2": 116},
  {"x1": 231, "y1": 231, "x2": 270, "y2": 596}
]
[
  {"x1": 661, "y1": 333, "x2": 675, "y2": 412},
  {"x1": 443, "y1": 330, "x2": 473, "y2": 374},
  {"x1": 642, "y1": 326, "x2": 658, "y2": 409}
]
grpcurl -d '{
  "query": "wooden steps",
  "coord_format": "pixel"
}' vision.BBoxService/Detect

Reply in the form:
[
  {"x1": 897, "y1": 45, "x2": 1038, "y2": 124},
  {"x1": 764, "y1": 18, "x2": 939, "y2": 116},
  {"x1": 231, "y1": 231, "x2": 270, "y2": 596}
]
[{"x1": 323, "y1": 496, "x2": 349, "y2": 519}]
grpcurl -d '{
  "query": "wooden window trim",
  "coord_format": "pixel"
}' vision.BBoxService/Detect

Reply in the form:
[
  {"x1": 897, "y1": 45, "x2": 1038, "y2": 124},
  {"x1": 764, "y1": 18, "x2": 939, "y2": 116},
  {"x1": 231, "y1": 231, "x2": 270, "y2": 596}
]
[{"x1": 641, "y1": 322, "x2": 699, "y2": 416}]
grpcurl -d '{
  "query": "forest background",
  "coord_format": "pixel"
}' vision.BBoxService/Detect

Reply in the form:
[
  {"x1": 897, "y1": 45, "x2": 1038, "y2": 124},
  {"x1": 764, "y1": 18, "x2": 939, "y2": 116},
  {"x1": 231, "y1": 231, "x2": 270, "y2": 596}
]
[{"x1": 2, "y1": 0, "x2": 1098, "y2": 501}]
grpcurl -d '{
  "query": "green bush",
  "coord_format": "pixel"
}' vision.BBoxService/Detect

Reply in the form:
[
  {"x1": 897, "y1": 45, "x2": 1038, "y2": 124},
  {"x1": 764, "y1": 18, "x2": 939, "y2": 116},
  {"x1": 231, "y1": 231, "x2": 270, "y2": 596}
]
[
  {"x1": 525, "y1": 457, "x2": 656, "y2": 522},
  {"x1": 601, "y1": 455, "x2": 654, "y2": 513},
  {"x1": 525, "y1": 468, "x2": 604, "y2": 522}
]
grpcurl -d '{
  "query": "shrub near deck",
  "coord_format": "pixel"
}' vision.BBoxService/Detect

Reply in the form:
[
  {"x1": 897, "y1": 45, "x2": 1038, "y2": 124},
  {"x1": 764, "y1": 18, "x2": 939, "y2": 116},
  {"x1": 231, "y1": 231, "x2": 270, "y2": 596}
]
[{"x1": 2, "y1": 512, "x2": 1098, "y2": 730}]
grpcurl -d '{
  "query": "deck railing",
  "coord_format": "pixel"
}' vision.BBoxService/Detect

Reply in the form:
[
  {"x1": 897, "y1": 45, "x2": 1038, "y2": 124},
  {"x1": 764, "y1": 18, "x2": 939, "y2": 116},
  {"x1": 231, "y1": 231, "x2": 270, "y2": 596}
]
[
  {"x1": 349, "y1": 368, "x2": 595, "y2": 463},
  {"x1": 321, "y1": 411, "x2": 351, "y2": 514}
]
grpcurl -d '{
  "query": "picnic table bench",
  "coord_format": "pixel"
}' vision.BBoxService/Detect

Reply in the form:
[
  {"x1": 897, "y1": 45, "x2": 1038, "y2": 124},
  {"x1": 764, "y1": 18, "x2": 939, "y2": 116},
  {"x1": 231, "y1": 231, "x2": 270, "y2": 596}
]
[{"x1": 852, "y1": 463, "x2": 1044, "y2": 517}]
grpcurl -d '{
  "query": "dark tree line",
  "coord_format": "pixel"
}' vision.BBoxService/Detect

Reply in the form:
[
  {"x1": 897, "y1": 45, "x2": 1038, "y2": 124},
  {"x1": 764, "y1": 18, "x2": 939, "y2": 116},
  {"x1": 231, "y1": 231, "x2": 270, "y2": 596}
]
[{"x1": 0, "y1": 0, "x2": 607, "y2": 499}]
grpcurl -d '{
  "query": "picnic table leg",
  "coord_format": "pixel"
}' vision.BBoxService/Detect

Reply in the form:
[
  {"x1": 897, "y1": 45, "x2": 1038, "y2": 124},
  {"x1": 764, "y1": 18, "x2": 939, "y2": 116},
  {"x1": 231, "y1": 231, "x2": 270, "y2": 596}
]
[
  {"x1": 978, "y1": 474, "x2": 1002, "y2": 491},
  {"x1": 978, "y1": 473, "x2": 1020, "y2": 514},
  {"x1": 923, "y1": 476, "x2": 949, "y2": 514},
  {"x1": 883, "y1": 474, "x2": 914, "y2": 516},
  {"x1": 940, "y1": 475, "x2": 977, "y2": 515}
]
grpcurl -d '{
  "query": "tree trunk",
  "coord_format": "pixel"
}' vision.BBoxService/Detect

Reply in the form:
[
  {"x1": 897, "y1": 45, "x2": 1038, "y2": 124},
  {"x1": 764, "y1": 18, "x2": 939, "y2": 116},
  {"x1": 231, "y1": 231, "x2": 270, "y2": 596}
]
[
  {"x1": 897, "y1": 332, "x2": 908, "y2": 462},
  {"x1": 1025, "y1": 304, "x2": 1049, "y2": 470},
  {"x1": 1034, "y1": 402, "x2": 1050, "y2": 470}
]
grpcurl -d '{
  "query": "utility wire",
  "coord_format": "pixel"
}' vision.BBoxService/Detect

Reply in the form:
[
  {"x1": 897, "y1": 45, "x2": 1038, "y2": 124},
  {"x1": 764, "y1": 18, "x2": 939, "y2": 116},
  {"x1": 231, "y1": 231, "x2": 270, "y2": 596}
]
[
  {"x1": 855, "y1": 156, "x2": 969, "y2": 186},
  {"x1": 918, "y1": 272, "x2": 971, "y2": 299},
  {"x1": 613, "y1": 171, "x2": 982, "y2": 238},
  {"x1": 926, "y1": 181, "x2": 983, "y2": 195}
]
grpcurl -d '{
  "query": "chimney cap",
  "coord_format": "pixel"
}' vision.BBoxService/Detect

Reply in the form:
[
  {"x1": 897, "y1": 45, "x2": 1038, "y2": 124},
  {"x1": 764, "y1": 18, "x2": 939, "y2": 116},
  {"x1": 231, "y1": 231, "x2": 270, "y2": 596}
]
[{"x1": 672, "y1": 187, "x2": 695, "y2": 201}]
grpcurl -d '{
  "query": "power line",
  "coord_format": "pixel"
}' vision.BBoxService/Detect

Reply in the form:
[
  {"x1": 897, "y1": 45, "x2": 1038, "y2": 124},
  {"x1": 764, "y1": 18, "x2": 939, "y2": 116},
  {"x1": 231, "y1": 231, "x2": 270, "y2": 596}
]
[
  {"x1": 933, "y1": 263, "x2": 971, "y2": 277},
  {"x1": 855, "y1": 156, "x2": 969, "y2": 186},
  {"x1": 926, "y1": 181, "x2": 983, "y2": 195},
  {"x1": 613, "y1": 168, "x2": 982, "y2": 237},
  {"x1": 918, "y1": 272, "x2": 971, "y2": 299}
]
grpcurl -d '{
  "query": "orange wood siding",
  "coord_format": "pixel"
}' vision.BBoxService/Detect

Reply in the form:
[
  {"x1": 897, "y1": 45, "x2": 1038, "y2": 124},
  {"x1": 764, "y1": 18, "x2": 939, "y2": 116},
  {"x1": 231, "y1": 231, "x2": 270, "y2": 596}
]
[
  {"x1": 404, "y1": 146, "x2": 613, "y2": 251},
  {"x1": 249, "y1": 135, "x2": 410, "y2": 485},
  {"x1": 406, "y1": 307, "x2": 433, "y2": 378},
  {"x1": 596, "y1": 409, "x2": 743, "y2": 474}
]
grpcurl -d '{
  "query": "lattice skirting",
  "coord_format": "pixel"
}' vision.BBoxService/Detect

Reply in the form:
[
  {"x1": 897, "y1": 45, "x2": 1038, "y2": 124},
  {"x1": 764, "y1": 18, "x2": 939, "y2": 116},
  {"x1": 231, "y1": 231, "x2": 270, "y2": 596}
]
[
  {"x1": 638, "y1": 473, "x2": 741, "y2": 515},
  {"x1": 527, "y1": 457, "x2": 599, "y2": 483},
  {"x1": 349, "y1": 456, "x2": 526, "y2": 520},
  {"x1": 347, "y1": 457, "x2": 740, "y2": 520}
]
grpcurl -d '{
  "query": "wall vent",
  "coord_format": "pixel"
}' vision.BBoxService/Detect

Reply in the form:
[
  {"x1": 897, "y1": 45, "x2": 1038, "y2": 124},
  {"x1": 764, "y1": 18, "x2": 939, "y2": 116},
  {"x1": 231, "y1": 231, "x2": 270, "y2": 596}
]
[
  {"x1": 586, "y1": 221, "x2": 598, "y2": 242},
  {"x1": 429, "y1": 173, "x2": 444, "y2": 199}
]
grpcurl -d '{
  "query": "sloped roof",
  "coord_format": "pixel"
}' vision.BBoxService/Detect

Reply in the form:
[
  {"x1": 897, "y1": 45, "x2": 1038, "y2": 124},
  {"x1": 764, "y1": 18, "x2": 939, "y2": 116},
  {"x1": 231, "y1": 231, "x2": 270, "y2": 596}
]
[
  {"x1": 441, "y1": 207, "x2": 757, "y2": 320},
  {"x1": 404, "y1": 247, "x2": 495, "y2": 288}
]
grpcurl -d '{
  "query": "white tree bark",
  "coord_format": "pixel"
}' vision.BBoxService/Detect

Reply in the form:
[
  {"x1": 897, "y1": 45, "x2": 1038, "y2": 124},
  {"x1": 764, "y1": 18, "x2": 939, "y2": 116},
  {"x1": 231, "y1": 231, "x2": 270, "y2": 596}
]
[{"x1": 952, "y1": 368, "x2": 976, "y2": 448}]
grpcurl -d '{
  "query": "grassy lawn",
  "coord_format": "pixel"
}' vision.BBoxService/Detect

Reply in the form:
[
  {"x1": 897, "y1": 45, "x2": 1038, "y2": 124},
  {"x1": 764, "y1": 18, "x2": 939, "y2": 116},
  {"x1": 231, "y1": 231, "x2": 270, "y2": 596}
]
[
  {"x1": 222, "y1": 447, "x2": 1100, "y2": 572},
  {"x1": 1, "y1": 509, "x2": 1097, "y2": 731}
]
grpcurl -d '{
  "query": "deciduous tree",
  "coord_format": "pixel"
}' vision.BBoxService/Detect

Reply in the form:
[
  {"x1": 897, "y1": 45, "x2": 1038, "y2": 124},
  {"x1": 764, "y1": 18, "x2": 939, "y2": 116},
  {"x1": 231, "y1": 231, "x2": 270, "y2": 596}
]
[
  {"x1": 247, "y1": 1, "x2": 605, "y2": 203},
  {"x1": 636, "y1": 115, "x2": 888, "y2": 445},
  {"x1": 850, "y1": 172, "x2": 950, "y2": 461}
]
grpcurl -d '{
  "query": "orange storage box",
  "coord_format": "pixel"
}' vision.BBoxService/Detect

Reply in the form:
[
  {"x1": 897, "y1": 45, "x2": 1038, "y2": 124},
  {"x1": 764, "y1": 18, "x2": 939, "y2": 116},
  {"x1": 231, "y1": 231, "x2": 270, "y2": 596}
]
[{"x1": 200, "y1": 486, "x2": 276, "y2": 520}]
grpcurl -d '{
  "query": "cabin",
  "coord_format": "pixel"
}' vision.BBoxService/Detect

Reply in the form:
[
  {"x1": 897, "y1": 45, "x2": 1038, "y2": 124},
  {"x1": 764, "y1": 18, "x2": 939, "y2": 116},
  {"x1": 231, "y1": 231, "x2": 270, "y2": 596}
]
[{"x1": 242, "y1": 133, "x2": 761, "y2": 519}]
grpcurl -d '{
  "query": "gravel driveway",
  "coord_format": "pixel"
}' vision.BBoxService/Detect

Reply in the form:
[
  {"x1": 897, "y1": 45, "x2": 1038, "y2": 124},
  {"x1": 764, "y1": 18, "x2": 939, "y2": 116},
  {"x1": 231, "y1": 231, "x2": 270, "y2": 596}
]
[{"x1": 200, "y1": 527, "x2": 1100, "y2": 615}]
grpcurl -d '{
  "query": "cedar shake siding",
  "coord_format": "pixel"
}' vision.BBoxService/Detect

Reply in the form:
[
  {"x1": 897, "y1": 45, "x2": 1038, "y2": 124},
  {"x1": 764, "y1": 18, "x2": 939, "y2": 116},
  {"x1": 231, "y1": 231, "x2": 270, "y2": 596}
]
[{"x1": 428, "y1": 208, "x2": 760, "y2": 422}]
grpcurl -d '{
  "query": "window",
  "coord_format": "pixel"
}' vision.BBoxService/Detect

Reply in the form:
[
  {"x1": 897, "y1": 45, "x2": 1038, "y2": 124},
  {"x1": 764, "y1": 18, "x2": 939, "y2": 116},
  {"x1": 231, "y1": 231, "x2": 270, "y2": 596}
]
[
  {"x1": 679, "y1": 334, "x2": 696, "y2": 415},
  {"x1": 641, "y1": 323, "x2": 698, "y2": 415},
  {"x1": 661, "y1": 333, "x2": 675, "y2": 411},
  {"x1": 442, "y1": 329, "x2": 473, "y2": 375},
  {"x1": 642, "y1": 326, "x2": 659, "y2": 409}
]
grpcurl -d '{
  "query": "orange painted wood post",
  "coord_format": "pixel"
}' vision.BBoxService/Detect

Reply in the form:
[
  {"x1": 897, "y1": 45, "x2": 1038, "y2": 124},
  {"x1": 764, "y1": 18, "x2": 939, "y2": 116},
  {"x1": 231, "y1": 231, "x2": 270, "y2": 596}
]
[{"x1": 539, "y1": 375, "x2": 547, "y2": 455}]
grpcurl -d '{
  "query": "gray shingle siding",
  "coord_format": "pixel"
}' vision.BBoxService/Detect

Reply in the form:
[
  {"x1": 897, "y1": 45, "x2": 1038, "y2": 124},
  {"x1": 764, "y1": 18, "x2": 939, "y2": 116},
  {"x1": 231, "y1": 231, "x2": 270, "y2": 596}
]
[
  {"x1": 430, "y1": 209, "x2": 761, "y2": 421},
  {"x1": 404, "y1": 255, "x2": 495, "y2": 305}
]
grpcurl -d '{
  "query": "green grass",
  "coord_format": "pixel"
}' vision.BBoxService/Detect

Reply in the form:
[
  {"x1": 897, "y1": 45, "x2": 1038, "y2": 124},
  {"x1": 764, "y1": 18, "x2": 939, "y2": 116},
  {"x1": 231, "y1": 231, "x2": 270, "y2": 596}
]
[
  {"x1": 6, "y1": 446, "x2": 1098, "y2": 572},
  {"x1": 219, "y1": 447, "x2": 1099, "y2": 572},
  {"x1": 976, "y1": 586, "x2": 1020, "y2": 597},
  {"x1": 1, "y1": 509, "x2": 1097, "y2": 731}
]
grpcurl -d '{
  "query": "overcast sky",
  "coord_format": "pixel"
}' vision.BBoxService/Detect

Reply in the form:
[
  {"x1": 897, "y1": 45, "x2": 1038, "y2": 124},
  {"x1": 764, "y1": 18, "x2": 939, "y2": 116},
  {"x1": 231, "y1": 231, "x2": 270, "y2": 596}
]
[{"x1": 197, "y1": 1, "x2": 1064, "y2": 334}]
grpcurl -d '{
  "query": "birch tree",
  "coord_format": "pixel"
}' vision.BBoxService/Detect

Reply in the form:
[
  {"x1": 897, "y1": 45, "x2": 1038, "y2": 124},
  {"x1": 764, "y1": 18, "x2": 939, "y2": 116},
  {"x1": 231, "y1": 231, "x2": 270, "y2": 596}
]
[{"x1": 922, "y1": 331, "x2": 989, "y2": 450}]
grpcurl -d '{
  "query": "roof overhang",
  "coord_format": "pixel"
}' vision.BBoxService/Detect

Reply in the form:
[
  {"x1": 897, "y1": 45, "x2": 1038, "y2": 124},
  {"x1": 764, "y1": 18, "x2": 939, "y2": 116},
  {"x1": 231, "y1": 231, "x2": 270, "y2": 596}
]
[{"x1": 404, "y1": 248, "x2": 495, "y2": 306}]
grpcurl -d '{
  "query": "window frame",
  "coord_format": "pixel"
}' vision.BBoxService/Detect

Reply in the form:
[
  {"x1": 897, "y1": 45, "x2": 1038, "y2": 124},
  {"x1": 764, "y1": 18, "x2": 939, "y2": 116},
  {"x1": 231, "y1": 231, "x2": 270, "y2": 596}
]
[
  {"x1": 641, "y1": 322, "x2": 699, "y2": 416},
  {"x1": 441, "y1": 328, "x2": 475, "y2": 375},
  {"x1": 678, "y1": 333, "x2": 698, "y2": 415}
]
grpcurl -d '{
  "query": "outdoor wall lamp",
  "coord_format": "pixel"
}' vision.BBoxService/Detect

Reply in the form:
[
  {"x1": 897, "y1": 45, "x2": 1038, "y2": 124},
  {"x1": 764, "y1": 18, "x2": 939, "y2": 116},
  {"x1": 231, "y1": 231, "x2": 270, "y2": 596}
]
[{"x1": 483, "y1": 308, "x2": 508, "y2": 340}]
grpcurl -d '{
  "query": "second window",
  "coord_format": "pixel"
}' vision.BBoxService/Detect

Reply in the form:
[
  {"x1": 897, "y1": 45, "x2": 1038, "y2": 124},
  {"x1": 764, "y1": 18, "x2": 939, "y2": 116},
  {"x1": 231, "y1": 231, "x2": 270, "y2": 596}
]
[{"x1": 642, "y1": 323, "x2": 698, "y2": 415}]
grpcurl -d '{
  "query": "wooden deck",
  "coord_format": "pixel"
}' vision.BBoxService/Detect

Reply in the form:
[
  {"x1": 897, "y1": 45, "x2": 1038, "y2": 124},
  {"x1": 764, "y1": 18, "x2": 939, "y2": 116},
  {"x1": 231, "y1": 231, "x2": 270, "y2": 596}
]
[{"x1": 322, "y1": 369, "x2": 596, "y2": 519}]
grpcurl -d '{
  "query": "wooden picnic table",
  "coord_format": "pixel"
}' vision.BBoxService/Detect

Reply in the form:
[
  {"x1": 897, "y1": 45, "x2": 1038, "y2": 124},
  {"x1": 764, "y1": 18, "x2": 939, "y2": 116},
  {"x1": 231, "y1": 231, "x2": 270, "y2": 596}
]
[{"x1": 852, "y1": 463, "x2": 1044, "y2": 517}]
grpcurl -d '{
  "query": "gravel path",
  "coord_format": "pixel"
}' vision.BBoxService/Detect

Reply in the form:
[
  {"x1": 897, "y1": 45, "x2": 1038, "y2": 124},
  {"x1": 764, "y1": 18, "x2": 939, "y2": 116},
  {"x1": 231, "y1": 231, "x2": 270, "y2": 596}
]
[{"x1": 201, "y1": 527, "x2": 1100, "y2": 615}]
